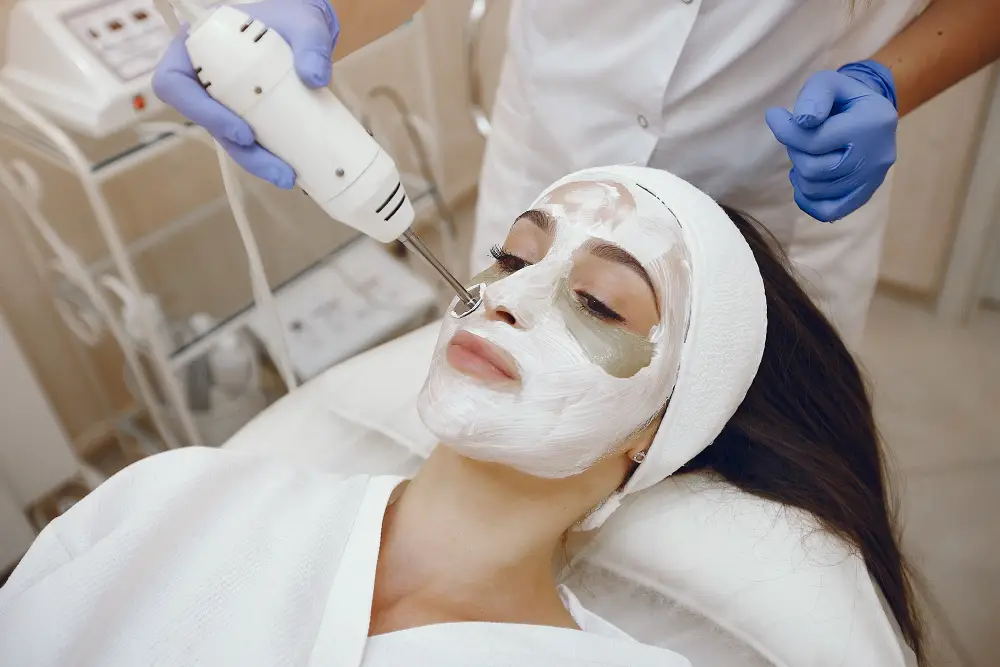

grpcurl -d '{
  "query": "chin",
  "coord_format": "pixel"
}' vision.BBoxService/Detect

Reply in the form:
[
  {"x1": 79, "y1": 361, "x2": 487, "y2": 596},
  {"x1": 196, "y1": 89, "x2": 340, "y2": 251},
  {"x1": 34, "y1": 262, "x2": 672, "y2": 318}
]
[
  {"x1": 417, "y1": 359, "x2": 512, "y2": 442},
  {"x1": 416, "y1": 373, "x2": 468, "y2": 441}
]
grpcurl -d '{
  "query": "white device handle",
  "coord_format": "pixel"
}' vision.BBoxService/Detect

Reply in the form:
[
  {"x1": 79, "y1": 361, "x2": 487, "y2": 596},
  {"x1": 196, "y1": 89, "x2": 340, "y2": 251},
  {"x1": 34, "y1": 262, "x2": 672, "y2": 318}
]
[{"x1": 184, "y1": 6, "x2": 415, "y2": 243}]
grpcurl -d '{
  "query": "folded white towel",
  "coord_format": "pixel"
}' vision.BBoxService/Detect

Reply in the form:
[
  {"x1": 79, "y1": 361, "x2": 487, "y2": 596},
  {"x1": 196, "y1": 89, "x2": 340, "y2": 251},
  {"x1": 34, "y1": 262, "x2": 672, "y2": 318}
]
[{"x1": 563, "y1": 166, "x2": 767, "y2": 528}]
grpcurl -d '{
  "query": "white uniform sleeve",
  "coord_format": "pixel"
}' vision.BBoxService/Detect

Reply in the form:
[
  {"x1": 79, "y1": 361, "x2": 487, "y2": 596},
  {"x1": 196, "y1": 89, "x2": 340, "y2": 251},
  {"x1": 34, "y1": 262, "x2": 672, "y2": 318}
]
[
  {"x1": 0, "y1": 527, "x2": 72, "y2": 609},
  {"x1": 0, "y1": 447, "x2": 363, "y2": 667},
  {"x1": 0, "y1": 447, "x2": 242, "y2": 614}
]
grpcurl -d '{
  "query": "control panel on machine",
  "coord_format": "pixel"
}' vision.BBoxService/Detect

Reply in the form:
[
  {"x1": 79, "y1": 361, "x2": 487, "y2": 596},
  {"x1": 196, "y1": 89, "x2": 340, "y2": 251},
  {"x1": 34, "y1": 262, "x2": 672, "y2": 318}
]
[
  {"x1": 2, "y1": 0, "x2": 224, "y2": 137},
  {"x1": 63, "y1": 0, "x2": 172, "y2": 84}
]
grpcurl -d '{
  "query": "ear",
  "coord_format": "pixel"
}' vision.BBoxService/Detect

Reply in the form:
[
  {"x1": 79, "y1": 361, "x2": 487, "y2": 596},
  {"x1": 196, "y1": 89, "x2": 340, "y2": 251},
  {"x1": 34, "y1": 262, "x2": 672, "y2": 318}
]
[
  {"x1": 626, "y1": 445, "x2": 649, "y2": 463},
  {"x1": 621, "y1": 415, "x2": 659, "y2": 461}
]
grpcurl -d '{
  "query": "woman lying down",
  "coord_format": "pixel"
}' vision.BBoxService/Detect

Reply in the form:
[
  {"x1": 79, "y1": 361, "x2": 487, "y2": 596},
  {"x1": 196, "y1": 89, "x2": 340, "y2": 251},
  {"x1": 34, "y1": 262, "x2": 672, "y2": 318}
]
[{"x1": 0, "y1": 166, "x2": 923, "y2": 666}]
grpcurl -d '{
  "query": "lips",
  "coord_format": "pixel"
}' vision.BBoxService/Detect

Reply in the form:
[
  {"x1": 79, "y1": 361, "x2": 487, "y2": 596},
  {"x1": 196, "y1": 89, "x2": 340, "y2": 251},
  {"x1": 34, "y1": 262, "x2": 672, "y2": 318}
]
[{"x1": 446, "y1": 330, "x2": 520, "y2": 383}]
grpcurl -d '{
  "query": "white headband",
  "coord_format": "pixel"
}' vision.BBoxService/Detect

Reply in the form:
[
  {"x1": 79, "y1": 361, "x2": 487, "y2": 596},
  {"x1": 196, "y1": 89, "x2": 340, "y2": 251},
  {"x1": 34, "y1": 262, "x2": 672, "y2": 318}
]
[{"x1": 544, "y1": 166, "x2": 767, "y2": 528}]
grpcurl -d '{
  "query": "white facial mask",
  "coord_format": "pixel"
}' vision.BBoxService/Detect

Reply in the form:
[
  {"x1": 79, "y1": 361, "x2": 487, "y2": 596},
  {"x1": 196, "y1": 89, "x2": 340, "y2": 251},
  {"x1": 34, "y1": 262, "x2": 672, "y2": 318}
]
[{"x1": 417, "y1": 174, "x2": 692, "y2": 478}]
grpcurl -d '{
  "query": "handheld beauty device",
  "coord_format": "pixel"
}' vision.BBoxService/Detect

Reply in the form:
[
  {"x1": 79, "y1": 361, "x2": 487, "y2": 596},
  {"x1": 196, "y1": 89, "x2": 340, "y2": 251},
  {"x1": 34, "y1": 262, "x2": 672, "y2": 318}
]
[{"x1": 179, "y1": 3, "x2": 482, "y2": 317}]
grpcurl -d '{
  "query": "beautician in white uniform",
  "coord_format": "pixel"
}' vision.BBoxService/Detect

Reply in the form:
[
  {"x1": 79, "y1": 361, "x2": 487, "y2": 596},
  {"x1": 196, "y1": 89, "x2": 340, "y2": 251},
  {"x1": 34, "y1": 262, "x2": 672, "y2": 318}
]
[{"x1": 153, "y1": 0, "x2": 1000, "y2": 345}]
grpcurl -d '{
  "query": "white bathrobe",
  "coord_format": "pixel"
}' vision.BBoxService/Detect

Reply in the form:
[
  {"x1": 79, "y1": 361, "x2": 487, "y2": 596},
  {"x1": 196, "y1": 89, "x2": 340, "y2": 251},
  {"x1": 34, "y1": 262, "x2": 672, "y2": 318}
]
[{"x1": 0, "y1": 448, "x2": 690, "y2": 667}]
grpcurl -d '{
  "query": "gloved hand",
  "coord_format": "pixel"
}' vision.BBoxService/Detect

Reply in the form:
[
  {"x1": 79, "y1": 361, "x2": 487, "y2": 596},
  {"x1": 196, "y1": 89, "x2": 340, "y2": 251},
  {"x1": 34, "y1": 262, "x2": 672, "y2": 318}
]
[
  {"x1": 765, "y1": 60, "x2": 898, "y2": 222},
  {"x1": 152, "y1": 0, "x2": 340, "y2": 189}
]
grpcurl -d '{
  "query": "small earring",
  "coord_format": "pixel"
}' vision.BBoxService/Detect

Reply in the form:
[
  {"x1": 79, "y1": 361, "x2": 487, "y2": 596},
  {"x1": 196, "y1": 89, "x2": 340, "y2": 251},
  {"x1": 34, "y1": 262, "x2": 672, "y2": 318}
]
[{"x1": 631, "y1": 451, "x2": 647, "y2": 464}]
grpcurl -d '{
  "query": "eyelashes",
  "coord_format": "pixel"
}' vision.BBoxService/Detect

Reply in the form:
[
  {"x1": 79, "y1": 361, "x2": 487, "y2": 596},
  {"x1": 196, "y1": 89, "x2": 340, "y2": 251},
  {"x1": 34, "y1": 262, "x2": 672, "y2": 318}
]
[
  {"x1": 488, "y1": 245, "x2": 624, "y2": 323},
  {"x1": 575, "y1": 292, "x2": 624, "y2": 323},
  {"x1": 490, "y1": 244, "x2": 529, "y2": 273}
]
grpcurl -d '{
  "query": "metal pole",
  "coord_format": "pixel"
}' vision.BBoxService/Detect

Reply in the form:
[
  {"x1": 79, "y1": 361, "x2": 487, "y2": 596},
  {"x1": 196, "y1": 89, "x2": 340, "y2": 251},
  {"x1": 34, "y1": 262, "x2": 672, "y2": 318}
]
[{"x1": 399, "y1": 228, "x2": 478, "y2": 309}]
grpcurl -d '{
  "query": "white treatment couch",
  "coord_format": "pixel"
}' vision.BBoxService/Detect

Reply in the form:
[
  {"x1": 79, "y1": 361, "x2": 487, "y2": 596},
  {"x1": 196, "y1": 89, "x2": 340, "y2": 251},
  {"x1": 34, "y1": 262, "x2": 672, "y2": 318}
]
[{"x1": 224, "y1": 322, "x2": 915, "y2": 667}]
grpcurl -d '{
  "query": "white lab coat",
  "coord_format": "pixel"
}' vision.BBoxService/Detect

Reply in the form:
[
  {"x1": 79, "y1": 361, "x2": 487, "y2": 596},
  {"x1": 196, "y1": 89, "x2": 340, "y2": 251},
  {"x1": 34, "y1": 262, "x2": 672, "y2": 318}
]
[
  {"x1": 0, "y1": 448, "x2": 690, "y2": 667},
  {"x1": 473, "y1": 0, "x2": 929, "y2": 345}
]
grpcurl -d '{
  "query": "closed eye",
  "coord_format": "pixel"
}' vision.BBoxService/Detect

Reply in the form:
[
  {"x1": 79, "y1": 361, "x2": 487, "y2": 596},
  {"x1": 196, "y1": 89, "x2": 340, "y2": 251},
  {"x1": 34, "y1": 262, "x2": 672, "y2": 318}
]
[
  {"x1": 490, "y1": 244, "x2": 530, "y2": 274},
  {"x1": 575, "y1": 291, "x2": 624, "y2": 323},
  {"x1": 489, "y1": 245, "x2": 625, "y2": 324}
]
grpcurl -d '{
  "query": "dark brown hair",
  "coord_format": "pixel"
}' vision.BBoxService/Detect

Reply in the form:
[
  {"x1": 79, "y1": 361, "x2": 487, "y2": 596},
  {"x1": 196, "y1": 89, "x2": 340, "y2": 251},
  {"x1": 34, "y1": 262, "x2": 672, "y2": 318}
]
[{"x1": 681, "y1": 207, "x2": 924, "y2": 663}]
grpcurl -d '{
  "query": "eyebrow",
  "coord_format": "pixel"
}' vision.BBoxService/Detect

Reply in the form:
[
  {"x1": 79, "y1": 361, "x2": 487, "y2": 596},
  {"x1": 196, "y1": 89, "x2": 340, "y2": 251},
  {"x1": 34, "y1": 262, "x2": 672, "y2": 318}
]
[
  {"x1": 515, "y1": 209, "x2": 556, "y2": 233},
  {"x1": 586, "y1": 241, "x2": 657, "y2": 297}
]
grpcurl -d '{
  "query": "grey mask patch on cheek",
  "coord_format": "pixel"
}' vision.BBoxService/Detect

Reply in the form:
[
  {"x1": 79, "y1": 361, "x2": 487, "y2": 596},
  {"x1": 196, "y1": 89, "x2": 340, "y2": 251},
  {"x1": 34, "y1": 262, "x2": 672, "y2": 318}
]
[{"x1": 555, "y1": 281, "x2": 654, "y2": 378}]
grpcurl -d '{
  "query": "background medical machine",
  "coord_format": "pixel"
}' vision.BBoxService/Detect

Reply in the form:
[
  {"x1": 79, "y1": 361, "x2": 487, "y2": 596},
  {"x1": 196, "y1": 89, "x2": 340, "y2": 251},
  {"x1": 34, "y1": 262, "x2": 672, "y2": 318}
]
[
  {"x1": 3, "y1": 0, "x2": 173, "y2": 137},
  {"x1": 0, "y1": 0, "x2": 449, "y2": 465},
  {"x1": 0, "y1": 0, "x2": 205, "y2": 453}
]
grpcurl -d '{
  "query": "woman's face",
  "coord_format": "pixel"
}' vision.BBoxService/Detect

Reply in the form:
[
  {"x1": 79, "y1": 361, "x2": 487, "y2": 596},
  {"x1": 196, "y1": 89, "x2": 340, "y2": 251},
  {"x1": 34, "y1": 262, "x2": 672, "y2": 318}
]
[{"x1": 417, "y1": 175, "x2": 691, "y2": 478}]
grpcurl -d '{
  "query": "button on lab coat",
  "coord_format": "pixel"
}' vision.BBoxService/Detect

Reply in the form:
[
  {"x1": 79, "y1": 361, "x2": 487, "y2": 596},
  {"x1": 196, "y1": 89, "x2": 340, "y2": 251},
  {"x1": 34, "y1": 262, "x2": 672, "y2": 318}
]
[
  {"x1": 473, "y1": 0, "x2": 927, "y2": 344},
  {"x1": 0, "y1": 448, "x2": 690, "y2": 667}
]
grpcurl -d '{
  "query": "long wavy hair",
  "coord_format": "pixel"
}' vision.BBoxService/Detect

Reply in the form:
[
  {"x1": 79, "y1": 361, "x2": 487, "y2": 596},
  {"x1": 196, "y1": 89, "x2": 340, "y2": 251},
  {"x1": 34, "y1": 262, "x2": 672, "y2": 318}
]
[{"x1": 680, "y1": 208, "x2": 924, "y2": 663}]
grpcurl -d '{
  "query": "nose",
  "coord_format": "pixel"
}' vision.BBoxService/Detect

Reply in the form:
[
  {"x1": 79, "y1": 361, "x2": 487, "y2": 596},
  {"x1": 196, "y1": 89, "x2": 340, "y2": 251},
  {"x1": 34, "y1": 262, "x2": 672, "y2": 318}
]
[
  {"x1": 481, "y1": 259, "x2": 554, "y2": 328},
  {"x1": 486, "y1": 302, "x2": 519, "y2": 328}
]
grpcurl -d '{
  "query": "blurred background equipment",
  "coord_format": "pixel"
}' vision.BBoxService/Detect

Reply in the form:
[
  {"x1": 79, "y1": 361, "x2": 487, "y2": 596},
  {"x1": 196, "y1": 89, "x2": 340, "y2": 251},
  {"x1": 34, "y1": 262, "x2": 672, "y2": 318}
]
[
  {"x1": 0, "y1": 0, "x2": 455, "y2": 465},
  {"x1": 2, "y1": 0, "x2": 173, "y2": 137}
]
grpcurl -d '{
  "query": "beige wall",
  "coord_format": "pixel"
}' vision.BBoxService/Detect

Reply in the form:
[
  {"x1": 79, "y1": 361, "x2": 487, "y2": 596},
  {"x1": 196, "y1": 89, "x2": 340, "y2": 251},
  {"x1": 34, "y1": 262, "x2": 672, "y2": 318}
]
[
  {"x1": 0, "y1": 308, "x2": 78, "y2": 506},
  {"x1": 881, "y1": 66, "x2": 997, "y2": 296},
  {"x1": 985, "y1": 236, "x2": 1000, "y2": 304}
]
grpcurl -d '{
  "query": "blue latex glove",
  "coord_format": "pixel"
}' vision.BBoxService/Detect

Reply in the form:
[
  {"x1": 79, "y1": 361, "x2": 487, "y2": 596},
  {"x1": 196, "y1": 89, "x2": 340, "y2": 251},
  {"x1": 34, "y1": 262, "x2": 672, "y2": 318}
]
[
  {"x1": 765, "y1": 60, "x2": 898, "y2": 222},
  {"x1": 152, "y1": 0, "x2": 340, "y2": 189}
]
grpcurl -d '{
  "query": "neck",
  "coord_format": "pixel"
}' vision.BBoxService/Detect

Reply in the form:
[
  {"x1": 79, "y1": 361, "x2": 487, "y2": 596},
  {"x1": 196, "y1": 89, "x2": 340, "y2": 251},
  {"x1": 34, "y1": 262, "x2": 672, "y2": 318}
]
[{"x1": 376, "y1": 446, "x2": 622, "y2": 617}]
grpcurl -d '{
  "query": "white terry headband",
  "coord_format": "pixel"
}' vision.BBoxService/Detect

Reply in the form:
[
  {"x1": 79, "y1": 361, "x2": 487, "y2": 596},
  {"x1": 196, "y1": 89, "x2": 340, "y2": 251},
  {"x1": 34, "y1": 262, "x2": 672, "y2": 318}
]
[{"x1": 542, "y1": 166, "x2": 767, "y2": 527}]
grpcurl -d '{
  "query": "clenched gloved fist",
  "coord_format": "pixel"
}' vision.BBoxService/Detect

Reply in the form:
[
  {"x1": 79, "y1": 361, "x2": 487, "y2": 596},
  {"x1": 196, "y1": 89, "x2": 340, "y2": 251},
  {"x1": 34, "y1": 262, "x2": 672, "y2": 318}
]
[
  {"x1": 152, "y1": 0, "x2": 340, "y2": 189},
  {"x1": 765, "y1": 60, "x2": 898, "y2": 222}
]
